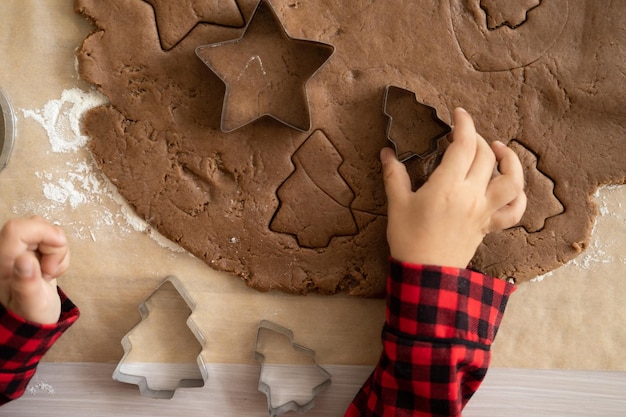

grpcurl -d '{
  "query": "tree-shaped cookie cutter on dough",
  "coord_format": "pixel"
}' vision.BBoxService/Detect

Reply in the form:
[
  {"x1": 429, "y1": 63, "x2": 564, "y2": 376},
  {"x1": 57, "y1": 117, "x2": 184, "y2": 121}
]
[
  {"x1": 254, "y1": 320, "x2": 332, "y2": 416},
  {"x1": 113, "y1": 276, "x2": 207, "y2": 399},
  {"x1": 195, "y1": 0, "x2": 334, "y2": 133},
  {"x1": 383, "y1": 85, "x2": 451, "y2": 162}
]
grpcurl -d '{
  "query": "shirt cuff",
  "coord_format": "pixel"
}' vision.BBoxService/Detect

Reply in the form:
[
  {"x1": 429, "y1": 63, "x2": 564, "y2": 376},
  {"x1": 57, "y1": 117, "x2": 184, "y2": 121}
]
[
  {"x1": 386, "y1": 258, "x2": 515, "y2": 348},
  {"x1": 0, "y1": 287, "x2": 79, "y2": 372}
]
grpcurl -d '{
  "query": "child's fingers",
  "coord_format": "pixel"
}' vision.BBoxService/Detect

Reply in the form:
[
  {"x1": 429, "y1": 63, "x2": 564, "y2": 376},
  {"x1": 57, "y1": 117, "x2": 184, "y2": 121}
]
[
  {"x1": 39, "y1": 243, "x2": 70, "y2": 281},
  {"x1": 0, "y1": 216, "x2": 67, "y2": 253},
  {"x1": 489, "y1": 192, "x2": 528, "y2": 231},
  {"x1": 380, "y1": 147, "x2": 412, "y2": 203},
  {"x1": 0, "y1": 217, "x2": 69, "y2": 282},
  {"x1": 486, "y1": 141, "x2": 525, "y2": 207},
  {"x1": 485, "y1": 141, "x2": 527, "y2": 228},
  {"x1": 12, "y1": 251, "x2": 44, "y2": 296},
  {"x1": 491, "y1": 141, "x2": 524, "y2": 186},
  {"x1": 465, "y1": 133, "x2": 496, "y2": 188},
  {"x1": 11, "y1": 252, "x2": 60, "y2": 325},
  {"x1": 24, "y1": 216, "x2": 67, "y2": 249},
  {"x1": 434, "y1": 108, "x2": 478, "y2": 182},
  {"x1": 484, "y1": 173, "x2": 527, "y2": 231}
]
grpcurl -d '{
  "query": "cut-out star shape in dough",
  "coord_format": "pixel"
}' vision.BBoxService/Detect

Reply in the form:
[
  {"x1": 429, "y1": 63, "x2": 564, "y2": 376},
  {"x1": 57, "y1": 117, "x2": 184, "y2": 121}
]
[
  {"x1": 509, "y1": 140, "x2": 564, "y2": 233},
  {"x1": 383, "y1": 86, "x2": 451, "y2": 162},
  {"x1": 196, "y1": 0, "x2": 334, "y2": 132},
  {"x1": 480, "y1": 0, "x2": 541, "y2": 30},
  {"x1": 144, "y1": 0, "x2": 244, "y2": 50}
]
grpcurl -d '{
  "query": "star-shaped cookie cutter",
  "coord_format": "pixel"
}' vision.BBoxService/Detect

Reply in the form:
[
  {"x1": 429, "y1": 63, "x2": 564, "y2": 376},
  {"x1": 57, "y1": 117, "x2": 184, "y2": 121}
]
[
  {"x1": 254, "y1": 320, "x2": 332, "y2": 416},
  {"x1": 196, "y1": 0, "x2": 335, "y2": 132},
  {"x1": 112, "y1": 276, "x2": 207, "y2": 399},
  {"x1": 383, "y1": 85, "x2": 451, "y2": 162}
]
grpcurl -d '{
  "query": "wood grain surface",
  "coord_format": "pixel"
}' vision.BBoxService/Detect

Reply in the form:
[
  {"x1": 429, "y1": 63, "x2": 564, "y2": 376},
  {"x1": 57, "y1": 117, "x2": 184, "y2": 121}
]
[{"x1": 1, "y1": 363, "x2": 625, "y2": 416}]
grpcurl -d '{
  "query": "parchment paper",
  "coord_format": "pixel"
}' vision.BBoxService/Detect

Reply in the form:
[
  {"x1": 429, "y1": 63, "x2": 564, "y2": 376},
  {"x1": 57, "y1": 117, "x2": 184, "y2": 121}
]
[{"x1": 0, "y1": 0, "x2": 624, "y2": 370}]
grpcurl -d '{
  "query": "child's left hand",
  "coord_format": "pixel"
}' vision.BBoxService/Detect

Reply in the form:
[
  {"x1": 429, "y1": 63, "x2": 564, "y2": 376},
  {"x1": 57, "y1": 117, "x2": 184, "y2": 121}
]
[{"x1": 0, "y1": 216, "x2": 70, "y2": 324}]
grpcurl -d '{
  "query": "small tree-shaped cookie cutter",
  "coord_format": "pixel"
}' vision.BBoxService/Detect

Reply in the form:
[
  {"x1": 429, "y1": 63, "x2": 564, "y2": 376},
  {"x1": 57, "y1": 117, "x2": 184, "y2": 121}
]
[
  {"x1": 113, "y1": 276, "x2": 207, "y2": 399},
  {"x1": 383, "y1": 85, "x2": 451, "y2": 162},
  {"x1": 254, "y1": 320, "x2": 332, "y2": 416}
]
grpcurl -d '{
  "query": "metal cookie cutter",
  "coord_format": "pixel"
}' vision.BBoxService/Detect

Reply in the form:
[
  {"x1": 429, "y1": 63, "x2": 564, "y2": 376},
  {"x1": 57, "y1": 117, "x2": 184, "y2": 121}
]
[
  {"x1": 382, "y1": 85, "x2": 451, "y2": 162},
  {"x1": 196, "y1": 0, "x2": 335, "y2": 133},
  {"x1": 0, "y1": 88, "x2": 15, "y2": 172},
  {"x1": 254, "y1": 320, "x2": 332, "y2": 416},
  {"x1": 113, "y1": 276, "x2": 207, "y2": 399}
]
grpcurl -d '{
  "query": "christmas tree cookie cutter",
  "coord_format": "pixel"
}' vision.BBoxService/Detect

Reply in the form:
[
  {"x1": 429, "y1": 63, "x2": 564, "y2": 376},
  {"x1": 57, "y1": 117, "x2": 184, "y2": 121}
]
[
  {"x1": 254, "y1": 320, "x2": 332, "y2": 416},
  {"x1": 383, "y1": 85, "x2": 451, "y2": 162},
  {"x1": 113, "y1": 276, "x2": 207, "y2": 399}
]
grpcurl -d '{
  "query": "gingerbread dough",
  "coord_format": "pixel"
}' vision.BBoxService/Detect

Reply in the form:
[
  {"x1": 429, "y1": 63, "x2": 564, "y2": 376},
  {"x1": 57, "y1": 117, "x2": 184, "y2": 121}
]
[{"x1": 75, "y1": 0, "x2": 626, "y2": 296}]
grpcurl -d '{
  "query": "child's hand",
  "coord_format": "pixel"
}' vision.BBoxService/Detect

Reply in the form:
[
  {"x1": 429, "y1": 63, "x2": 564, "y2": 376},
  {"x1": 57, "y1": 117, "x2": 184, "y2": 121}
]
[
  {"x1": 0, "y1": 216, "x2": 70, "y2": 324},
  {"x1": 382, "y1": 107, "x2": 527, "y2": 269}
]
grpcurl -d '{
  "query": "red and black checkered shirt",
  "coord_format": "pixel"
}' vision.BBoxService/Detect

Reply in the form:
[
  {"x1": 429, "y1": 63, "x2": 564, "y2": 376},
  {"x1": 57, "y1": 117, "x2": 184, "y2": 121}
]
[
  {"x1": 346, "y1": 259, "x2": 515, "y2": 417},
  {"x1": 0, "y1": 288, "x2": 79, "y2": 405}
]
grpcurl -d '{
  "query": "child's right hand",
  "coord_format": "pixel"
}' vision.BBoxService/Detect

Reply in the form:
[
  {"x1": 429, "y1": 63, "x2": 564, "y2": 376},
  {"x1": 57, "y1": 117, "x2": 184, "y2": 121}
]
[
  {"x1": 381, "y1": 107, "x2": 527, "y2": 269},
  {"x1": 0, "y1": 216, "x2": 70, "y2": 324}
]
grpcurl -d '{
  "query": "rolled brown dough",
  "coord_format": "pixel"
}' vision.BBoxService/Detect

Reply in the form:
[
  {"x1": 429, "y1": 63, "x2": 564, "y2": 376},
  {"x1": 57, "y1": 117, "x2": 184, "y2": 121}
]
[{"x1": 75, "y1": 0, "x2": 626, "y2": 296}]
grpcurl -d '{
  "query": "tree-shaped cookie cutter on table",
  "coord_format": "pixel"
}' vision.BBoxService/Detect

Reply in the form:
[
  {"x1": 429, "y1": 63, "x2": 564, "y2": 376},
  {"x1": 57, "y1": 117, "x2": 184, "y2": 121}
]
[
  {"x1": 113, "y1": 276, "x2": 207, "y2": 399},
  {"x1": 254, "y1": 320, "x2": 332, "y2": 416}
]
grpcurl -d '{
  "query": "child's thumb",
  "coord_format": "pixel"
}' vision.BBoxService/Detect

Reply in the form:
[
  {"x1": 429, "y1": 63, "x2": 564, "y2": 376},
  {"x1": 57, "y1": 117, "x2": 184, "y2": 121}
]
[
  {"x1": 12, "y1": 253, "x2": 43, "y2": 297},
  {"x1": 380, "y1": 147, "x2": 411, "y2": 202}
]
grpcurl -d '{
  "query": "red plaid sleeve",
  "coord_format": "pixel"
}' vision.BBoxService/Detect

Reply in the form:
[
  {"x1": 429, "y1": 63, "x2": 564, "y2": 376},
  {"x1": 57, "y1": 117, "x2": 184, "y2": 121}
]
[
  {"x1": 346, "y1": 259, "x2": 515, "y2": 417},
  {"x1": 0, "y1": 288, "x2": 79, "y2": 405}
]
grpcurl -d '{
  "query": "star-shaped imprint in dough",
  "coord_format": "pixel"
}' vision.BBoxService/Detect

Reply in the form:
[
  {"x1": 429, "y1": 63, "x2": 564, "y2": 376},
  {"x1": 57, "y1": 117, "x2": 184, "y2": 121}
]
[
  {"x1": 196, "y1": 0, "x2": 334, "y2": 132},
  {"x1": 144, "y1": 0, "x2": 244, "y2": 50},
  {"x1": 480, "y1": 0, "x2": 541, "y2": 30}
]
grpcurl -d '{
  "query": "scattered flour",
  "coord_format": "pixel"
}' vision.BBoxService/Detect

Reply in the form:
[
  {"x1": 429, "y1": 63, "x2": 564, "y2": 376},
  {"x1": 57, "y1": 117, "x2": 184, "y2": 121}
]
[
  {"x1": 22, "y1": 88, "x2": 108, "y2": 153},
  {"x1": 531, "y1": 185, "x2": 625, "y2": 283},
  {"x1": 17, "y1": 87, "x2": 184, "y2": 252},
  {"x1": 26, "y1": 381, "x2": 55, "y2": 396}
]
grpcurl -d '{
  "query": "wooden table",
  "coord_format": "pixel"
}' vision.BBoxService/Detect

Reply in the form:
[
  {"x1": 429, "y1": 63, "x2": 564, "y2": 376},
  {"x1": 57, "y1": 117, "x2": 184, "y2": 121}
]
[{"x1": 2, "y1": 364, "x2": 626, "y2": 416}]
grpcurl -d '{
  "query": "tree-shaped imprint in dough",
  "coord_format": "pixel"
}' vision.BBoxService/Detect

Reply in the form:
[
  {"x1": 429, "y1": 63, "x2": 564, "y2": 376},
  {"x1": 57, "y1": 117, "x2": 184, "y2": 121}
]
[
  {"x1": 144, "y1": 0, "x2": 244, "y2": 50},
  {"x1": 450, "y1": 0, "x2": 569, "y2": 71},
  {"x1": 509, "y1": 140, "x2": 564, "y2": 233},
  {"x1": 480, "y1": 0, "x2": 540, "y2": 29},
  {"x1": 271, "y1": 130, "x2": 357, "y2": 248}
]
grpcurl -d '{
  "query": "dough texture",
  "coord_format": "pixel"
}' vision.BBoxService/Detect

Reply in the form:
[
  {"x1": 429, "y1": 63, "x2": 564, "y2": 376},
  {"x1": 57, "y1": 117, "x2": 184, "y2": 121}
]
[{"x1": 75, "y1": 0, "x2": 626, "y2": 295}]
